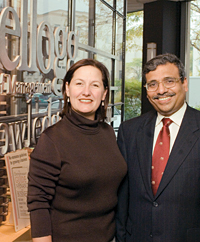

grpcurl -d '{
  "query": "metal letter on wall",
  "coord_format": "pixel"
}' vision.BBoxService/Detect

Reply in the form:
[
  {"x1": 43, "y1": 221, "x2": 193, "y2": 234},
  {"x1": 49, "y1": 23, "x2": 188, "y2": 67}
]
[
  {"x1": 54, "y1": 26, "x2": 68, "y2": 79},
  {"x1": 0, "y1": 123, "x2": 9, "y2": 156},
  {"x1": 0, "y1": 7, "x2": 21, "y2": 71},
  {"x1": 37, "y1": 21, "x2": 54, "y2": 74},
  {"x1": 18, "y1": 0, "x2": 38, "y2": 71},
  {"x1": 67, "y1": 31, "x2": 79, "y2": 69}
]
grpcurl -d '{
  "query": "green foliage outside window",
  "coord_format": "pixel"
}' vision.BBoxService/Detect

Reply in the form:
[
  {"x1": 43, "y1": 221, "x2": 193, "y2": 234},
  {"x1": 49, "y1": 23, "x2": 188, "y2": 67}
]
[{"x1": 125, "y1": 11, "x2": 143, "y2": 120}]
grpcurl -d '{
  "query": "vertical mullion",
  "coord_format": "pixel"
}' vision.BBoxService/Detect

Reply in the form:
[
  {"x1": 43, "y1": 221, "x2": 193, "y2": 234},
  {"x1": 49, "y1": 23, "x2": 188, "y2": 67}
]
[
  {"x1": 121, "y1": 0, "x2": 126, "y2": 122},
  {"x1": 89, "y1": 0, "x2": 95, "y2": 58}
]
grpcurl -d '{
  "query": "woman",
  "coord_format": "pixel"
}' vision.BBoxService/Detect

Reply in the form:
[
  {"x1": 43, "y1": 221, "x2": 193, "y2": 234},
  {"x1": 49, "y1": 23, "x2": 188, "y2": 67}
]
[{"x1": 27, "y1": 59, "x2": 127, "y2": 242}]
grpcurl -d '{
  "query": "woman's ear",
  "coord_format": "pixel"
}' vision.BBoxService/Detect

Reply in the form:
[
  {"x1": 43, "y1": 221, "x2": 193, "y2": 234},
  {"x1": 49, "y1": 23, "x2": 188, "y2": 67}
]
[
  {"x1": 102, "y1": 88, "x2": 108, "y2": 101},
  {"x1": 65, "y1": 82, "x2": 70, "y2": 97}
]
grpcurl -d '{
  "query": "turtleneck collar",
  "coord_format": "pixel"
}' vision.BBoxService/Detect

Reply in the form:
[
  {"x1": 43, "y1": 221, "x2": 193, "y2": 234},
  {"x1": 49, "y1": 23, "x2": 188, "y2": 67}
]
[{"x1": 64, "y1": 109, "x2": 101, "y2": 134}]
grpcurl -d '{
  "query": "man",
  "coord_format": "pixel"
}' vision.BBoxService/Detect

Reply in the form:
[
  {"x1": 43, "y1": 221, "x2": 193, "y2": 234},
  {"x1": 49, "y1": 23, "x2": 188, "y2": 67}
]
[{"x1": 116, "y1": 53, "x2": 200, "y2": 242}]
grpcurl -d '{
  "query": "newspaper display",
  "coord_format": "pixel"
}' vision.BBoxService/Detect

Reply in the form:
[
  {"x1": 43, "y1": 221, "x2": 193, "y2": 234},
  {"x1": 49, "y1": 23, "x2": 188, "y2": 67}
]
[{"x1": 5, "y1": 149, "x2": 30, "y2": 232}]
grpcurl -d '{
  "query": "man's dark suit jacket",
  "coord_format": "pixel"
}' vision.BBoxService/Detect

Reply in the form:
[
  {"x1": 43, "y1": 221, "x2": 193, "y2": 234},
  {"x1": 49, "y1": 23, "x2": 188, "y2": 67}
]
[{"x1": 116, "y1": 105, "x2": 200, "y2": 242}]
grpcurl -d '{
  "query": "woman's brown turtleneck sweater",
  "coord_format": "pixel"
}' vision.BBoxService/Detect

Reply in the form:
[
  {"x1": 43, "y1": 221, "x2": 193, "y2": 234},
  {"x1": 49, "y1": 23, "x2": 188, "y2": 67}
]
[{"x1": 27, "y1": 110, "x2": 127, "y2": 242}]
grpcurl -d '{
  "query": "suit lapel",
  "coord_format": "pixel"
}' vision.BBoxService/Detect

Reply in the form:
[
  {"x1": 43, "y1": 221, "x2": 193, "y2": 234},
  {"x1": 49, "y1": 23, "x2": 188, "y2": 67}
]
[
  {"x1": 136, "y1": 111, "x2": 157, "y2": 199},
  {"x1": 155, "y1": 106, "x2": 200, "y2": 198}
]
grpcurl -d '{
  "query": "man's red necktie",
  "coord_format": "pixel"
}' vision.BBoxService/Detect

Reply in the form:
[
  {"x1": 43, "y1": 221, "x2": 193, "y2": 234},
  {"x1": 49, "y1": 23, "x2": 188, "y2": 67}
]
[{"x1": 152, "y1": 118, "x2": 172, "y2": 196}]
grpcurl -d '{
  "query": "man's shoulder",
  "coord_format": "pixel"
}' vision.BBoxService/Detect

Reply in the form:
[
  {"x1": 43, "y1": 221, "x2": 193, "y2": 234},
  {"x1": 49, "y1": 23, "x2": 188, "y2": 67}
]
[
  {"x1": 185, "y1": 105, "x2": 200, "y2": 119},
  {"x1": 184, "y1": 105, "x2": 200, "y2": 125},
  {"x1": 121, "y1": 110, "x2": 156, "y2": 128},
  {"x1": 117, "y1": 111, "x2": 156, "y2": 142},
  {"x1": 187, "y1": 105, "x2": 200, "y2": 114}
]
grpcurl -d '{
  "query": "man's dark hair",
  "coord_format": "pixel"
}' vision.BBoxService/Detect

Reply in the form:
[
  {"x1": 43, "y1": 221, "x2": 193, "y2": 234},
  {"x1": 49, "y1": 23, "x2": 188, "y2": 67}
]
[{"x1": 142, "y1": 53, "x2": 186, "y2": 85}]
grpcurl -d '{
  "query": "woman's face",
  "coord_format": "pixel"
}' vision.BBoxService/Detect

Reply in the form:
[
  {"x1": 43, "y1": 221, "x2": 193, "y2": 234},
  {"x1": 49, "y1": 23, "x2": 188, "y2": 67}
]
[{"x1": 66, "y1": 65, "x2": 107, "y2": 120}]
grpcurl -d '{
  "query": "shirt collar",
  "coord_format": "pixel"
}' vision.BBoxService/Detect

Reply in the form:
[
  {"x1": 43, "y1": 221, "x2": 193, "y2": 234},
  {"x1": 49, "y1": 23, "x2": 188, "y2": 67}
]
[{"x1": 156, "y1": 102, "x2": 187, "y2": 127}]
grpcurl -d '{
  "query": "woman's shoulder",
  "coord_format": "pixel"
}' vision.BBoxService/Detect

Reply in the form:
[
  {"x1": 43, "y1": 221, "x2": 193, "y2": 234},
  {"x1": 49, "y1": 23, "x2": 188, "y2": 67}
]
[
  {"x1": 100, "y1": 121, "x2": 114, "y2": 130},
  {"x1": 40, "y1": 117, "x2": 69, "y2": 140},
  {"x1": 99, "y1": 121, "x2": 116, "y2": 137}
]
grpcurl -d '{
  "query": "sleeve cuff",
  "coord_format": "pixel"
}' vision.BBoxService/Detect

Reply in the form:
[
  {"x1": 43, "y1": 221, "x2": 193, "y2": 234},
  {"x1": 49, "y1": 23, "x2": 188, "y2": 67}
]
[{"x1": 30, "y1": 209, "x2": 52, "y2": 238}]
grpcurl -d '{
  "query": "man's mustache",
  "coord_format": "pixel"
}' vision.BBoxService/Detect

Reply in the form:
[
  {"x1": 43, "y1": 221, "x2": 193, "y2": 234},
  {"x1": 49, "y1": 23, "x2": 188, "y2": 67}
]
[{"x1": 152, "y1": 93, "x2": 176, "y2": 100}]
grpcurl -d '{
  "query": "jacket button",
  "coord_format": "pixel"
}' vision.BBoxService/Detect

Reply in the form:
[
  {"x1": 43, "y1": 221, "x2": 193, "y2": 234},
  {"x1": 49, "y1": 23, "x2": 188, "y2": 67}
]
[{"x1": 153, "y1": 202, "x2": 158, "y2": 207}]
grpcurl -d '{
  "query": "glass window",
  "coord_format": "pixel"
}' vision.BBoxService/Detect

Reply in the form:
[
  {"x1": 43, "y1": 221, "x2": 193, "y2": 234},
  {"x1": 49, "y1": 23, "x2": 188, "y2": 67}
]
[
  {"x1": 94, "y1": 54, "x2": 112, "y2": 76},
  {"x1": 116, "y1": 14, "x2": 123, "y2": 58},
  {"x1": 75, "y1": 50, "x2": 89, "y2": 62},
  {"x1": 116, "y1": 0, "x2": 124, "y2": 14},
  {"x1": 95, "y1": 0, "x2": 113, "y2": 53},
  {"x1": 0, "y1": 0, "x2": 69, "y2": 116},
  {"x1": 115, "y1": 15, "x2": 123, "y2": 106},
  {"x1": 75, "y1": 0, "x2": 89, "y2": 45},
  {"x1": 105, "y1": 0, "x2": 113, "y2": 7},
  {"x1": 189, "y1": 1, "x2": 200, "y2": 110},
  {"x1": 0, "y1": 0, "x2": 126, "y2": 147},
  {"x1": 125, "y1": 11, "x2": 143, "y2": 120},
  {"x1": 115, "y1": 14, "x2": 123, "y2": 104},
  {"x1": 113, "y1": 105, "x2": 121, "y2": 134},
  {"x1": 115, "y1": 60, "x2": 122, "y2": 104},
  {"x1": 37, "y1": 0, "x2": 68, "y2": 26}
]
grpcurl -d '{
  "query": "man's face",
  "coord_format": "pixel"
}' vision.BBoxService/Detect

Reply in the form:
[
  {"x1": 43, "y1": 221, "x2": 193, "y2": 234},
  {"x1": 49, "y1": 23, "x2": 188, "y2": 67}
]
[{"x1": 146, "y1": 63, "x2": 188, "y2": 116}]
